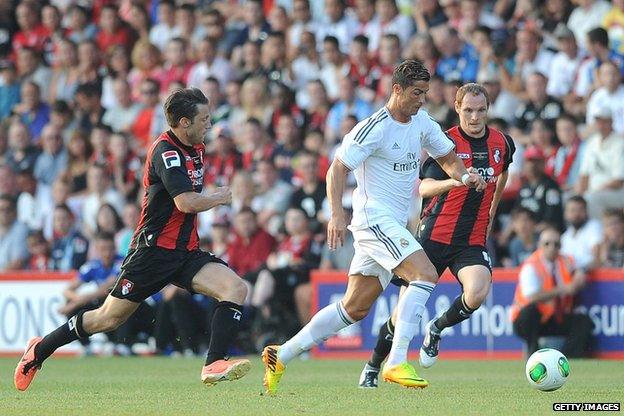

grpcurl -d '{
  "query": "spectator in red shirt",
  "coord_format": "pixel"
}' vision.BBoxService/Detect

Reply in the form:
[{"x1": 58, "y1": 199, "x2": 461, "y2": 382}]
[
  {"x1": 204, "y1": 124, "x2": 242, "y2": 188},
  {"x1": 160, "y1": 37, "x2": 194, "y2": 92},
  {"x1": 251, "y1": 207, "x2": 320, "y2": 327},
  {"x1": 96, "y1": 5, "x2": 135, "y2": 54},
  {"x1": 227, "y1": 207, "x2": 277, "y2": 279},
  {"x1": 13, "y1": 1, "x2": 49, "y2": 56},
  {"x1": 131, "y1": 78, "x2": 163, "y2": 150}
]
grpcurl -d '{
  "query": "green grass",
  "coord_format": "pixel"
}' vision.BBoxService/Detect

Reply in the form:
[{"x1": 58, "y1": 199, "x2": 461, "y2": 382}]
[{"x1": 0, "y1": 357, "x2": 622, "y2": 416}]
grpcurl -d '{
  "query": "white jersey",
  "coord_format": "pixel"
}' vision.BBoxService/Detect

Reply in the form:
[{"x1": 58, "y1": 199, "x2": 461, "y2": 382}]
[{"x1": 335, "y1": 107, "x2": 454, "y2": 230}]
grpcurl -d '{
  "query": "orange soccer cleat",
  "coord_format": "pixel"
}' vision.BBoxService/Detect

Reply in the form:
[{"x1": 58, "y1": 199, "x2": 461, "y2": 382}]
[
  {"x1": 14, "y1": 337, "x2": 43, "y2": 391},
  {"x1": 201, "y1": 358, "x2": 251, "y2": 386}
]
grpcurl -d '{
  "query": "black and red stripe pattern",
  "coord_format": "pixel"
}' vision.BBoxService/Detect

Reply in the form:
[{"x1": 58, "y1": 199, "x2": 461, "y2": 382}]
[
  {"x1": 132, "y1": 130, "x2": 205, "y2": 251},
  {"x1": 419, "y1": 126, "x2": 515, "y2": 247}
]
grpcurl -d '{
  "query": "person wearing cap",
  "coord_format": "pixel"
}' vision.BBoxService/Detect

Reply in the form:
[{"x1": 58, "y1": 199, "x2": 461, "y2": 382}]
[
  {"x1": 586, "y1": 61, "x2": 624, "y2": 134},
  {"x1": 547, "y1": 23, "x2": 585, "y2": 99},
  {"x1": 516, "y1": 144, "x2": 564, "y2": 231},
  {"x1": 576, "y1": 105, "x2": 624, "y2": 218}
]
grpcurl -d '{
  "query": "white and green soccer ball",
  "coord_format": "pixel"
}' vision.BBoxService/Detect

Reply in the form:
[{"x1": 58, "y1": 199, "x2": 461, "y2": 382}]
[{"x1": 525, "y1": 348, "x2": 570, "y2": 391}]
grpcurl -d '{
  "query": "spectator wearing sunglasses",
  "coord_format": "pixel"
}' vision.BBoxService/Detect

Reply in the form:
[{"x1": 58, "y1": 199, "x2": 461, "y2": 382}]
[{"x1": 510, "y1": 226, "x2": 593, "y2": 357}]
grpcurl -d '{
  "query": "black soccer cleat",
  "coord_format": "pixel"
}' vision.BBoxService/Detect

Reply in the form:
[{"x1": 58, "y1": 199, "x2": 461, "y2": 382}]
[
  {"x1": 419, "y1": 319, "x2": 441, "y2": 368},
  {"x1": 358, "y1": 365, "x2": 379, "y2": 388}
]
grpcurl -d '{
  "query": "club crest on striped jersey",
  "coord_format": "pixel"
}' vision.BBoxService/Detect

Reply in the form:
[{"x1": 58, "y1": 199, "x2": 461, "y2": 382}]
[
  {"x1": 493, "y1": 148, "x2": 502, "y2": 164},
  {"x1": 162, "y1": 150, "x2": 181, "y2": 169}
]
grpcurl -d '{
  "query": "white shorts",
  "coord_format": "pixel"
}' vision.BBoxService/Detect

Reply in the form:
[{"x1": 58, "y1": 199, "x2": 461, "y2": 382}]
[{"x1": 347, "y1": 221, "x2": 422, "y2": 289}]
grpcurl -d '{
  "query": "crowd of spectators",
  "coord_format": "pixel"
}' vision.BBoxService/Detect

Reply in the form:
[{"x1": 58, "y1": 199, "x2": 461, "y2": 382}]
[{"x1": 1, "y1": 0, "x2": 623, "y2": 355}]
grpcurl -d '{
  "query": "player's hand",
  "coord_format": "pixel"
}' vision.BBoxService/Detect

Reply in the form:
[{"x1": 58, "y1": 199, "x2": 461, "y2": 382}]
[
  {"x1": 327, "y1": 215, "x2": 347, "y2": 250},
  {"x1": 464, "y1": 172, "x2": 486, "y2": 192},
  {"x1": 212, "y1": 186, "x2": 232, "y2": 205}
]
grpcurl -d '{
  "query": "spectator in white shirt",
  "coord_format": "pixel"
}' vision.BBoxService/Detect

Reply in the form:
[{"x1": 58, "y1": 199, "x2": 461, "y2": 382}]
[
  {"x1": 0, "y1": 194, "x2": 29, "y2": 270},
  {"x1": 102, "y1": 78, "x2": 142, "y2": 134},
  {"x1": 315, "y1": 0, "x2": 358, "y2": 53},
  {"x1": 149, "y1": 1, "x2": 176, "y2": 52},
  {"x1": 187, "y1": 36, "x2": 236, "y2": 90},
  {"x1": 576, "y1": 106, "x2": 624, "y2": 218},
  {"x1": 16, "y1": 168, "x2": 53, "y2": 231},
  {"x1": 289, "y1": 0, "x2": 320, "y2": 50},
  {"x1": 567, "y1": 0, "x2": 611, "y2": 51},
  {"x1": 586, "y1": 61, "x2": 624, "y2": 134},
  {"x1": 81, "y1": 163, "x2": 125, "y2": 238},
  {"x1": 560, "y1": 195, "x2": 603, "y2": 271},
  {"x1": 547, "y1": 23, "x2": 585, "y2": 99}
]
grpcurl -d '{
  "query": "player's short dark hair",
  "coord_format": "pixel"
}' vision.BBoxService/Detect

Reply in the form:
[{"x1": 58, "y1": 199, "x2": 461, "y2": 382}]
[
  {"x1": 159, "y1": 0, "x2": 175, "y2": 8},
  {"x1": 163, "y1": 88, "x2": 208, "y2": 128},
  {"x1": 566, "y1": 195, "x2": 587, "y2": 208},
  {"x1": 456, "y1": 83, "x2": 490, "y2": 107},
  {"x1": 95, "y1": 231, "x2": 115, "y2": 243},
  {"x1": 246, "y1": 117, "x2": 261, "y2": 127},
  {"x1": 587, "y1": 27, "x2": 609, "y2": 47},
  {"x1": 392, "y1": 60, "x2": 430, "y2": 89},
  {"x1": 52, "y1": 100, "x2": 71, "y2": 114}
]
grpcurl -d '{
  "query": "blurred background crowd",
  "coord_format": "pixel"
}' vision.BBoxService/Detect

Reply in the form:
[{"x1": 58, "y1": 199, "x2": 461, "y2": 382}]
[{"x1": 0, "y1": 0, "x2": 623, "y2": 356}]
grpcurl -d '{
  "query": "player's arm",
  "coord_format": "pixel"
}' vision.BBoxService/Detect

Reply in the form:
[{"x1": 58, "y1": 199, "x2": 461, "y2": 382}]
[
  {"x1": 153, "y1": 143, "x2": 231, "y2": 214},
  {"x1": 487, "y1": 170, "x2": 508, "y2": 236},
  {"x1": 418, "y1": 157, "x2": 462, "y2": 197},
  {"x1": 435, "y1": 151, "x2": 486, "y2": 191},
  {"x1": 174, "y1": 188, "x2": 231, "y2": 214},
  {"x1": 419, "y1": 178, "x2": 463, "y2": 198},
  {"x1": 326, "y1": 158, "x2": 350, "y2": 250}
]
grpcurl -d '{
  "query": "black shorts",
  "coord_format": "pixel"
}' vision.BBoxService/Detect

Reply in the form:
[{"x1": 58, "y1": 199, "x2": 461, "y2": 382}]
[
  {"x1": 391, "y1": 239, "x2": 492, "y2": 287},
  {"x1": 110, "y1": 246, "x2": 228, "y2": 303}
]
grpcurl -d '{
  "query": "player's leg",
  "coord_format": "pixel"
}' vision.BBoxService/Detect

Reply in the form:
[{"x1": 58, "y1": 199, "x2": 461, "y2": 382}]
[
  {"x1": 359, "y1": 282, "x2": 404, "y2": 388},
  {"x1": 182, "y1": 259, "x2": 250, "y2": 384},
  {"x1": 14, "y1": 295, "x2": 139, "y2": 391},
  {"x1": 420, "y1": 264, "x2": 491, "y2": 368},
  {"x1": 382, "y1": 249, "x2": 437, "y2": 387},
  {"x1": 263, "y1": 273, "x2": 382, "y2": 395}
]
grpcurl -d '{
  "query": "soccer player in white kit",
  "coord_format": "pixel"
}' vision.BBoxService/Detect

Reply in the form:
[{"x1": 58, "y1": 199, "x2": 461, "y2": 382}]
[{"x1": 262, "y1": 60, "x2": 486, "y2": 394}]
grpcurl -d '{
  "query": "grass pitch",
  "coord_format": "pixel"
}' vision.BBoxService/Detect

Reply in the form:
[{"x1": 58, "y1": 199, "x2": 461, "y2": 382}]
[{"x1": 1, "y1": 357, "x2": 622, "y2": 416}]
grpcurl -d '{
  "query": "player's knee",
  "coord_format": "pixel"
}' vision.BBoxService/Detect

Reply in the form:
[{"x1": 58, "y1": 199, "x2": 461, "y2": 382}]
[
  {"x1": 403, "y1": 264, "x2": 438, "y2": 284},
  {"x1": 464, "y1": 286, "x2": 488, "y2": 309},
  {"x1": 342, "y1": 301, "x2": 370, "y2": 322},
  {"x1": 223, "y1": 278, "x2": 248, "y2": 304}
]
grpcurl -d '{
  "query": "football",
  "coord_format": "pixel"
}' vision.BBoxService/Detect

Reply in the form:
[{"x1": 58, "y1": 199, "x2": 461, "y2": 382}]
[{"x1": 525, "y1": 348, "x2": 571, "y2": 391}]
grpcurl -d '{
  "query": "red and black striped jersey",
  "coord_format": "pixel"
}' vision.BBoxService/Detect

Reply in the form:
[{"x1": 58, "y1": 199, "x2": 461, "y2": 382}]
[
  {"x1": 131, "y1": 130, "x2": 205, "y2": 251},
  {"x1": 419, "y1": 126, "x2": 516, "y2": 247}
]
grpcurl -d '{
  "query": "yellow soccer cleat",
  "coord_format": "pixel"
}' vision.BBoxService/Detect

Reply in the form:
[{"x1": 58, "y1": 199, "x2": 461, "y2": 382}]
[
  {"x1": 382, "y1": 362, "x2": 429, "y2": 389},
  {"x1": 262, "y1": 345, "x2": 286, "y2": 396}
]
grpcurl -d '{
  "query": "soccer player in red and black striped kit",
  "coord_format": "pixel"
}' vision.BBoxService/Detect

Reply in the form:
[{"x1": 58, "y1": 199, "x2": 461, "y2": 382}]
[
  {"x1": 15, "y1": 88, "x2": 251, "y2": 391},
  {"x1": 359, "y1": 83, "x2": 516, "y2": 388}
]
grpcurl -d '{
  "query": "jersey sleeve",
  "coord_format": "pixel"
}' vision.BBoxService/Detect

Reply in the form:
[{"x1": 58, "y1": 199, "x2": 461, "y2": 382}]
[
  {"x1": 421, "y1": 115, "x2": 455, "y2": 158},
  {"x1": 334, "y1": 119, "x2": 384, "y2": 170},
  {"x1": 503, "y1": 134, "x2": 516, "y2": 171},
  {"x1": 419, "y1": 156, "x2": 449, "y2": 180},
  {"x1": 152, "y1": 142, "x2": 194, "y2": 199}
]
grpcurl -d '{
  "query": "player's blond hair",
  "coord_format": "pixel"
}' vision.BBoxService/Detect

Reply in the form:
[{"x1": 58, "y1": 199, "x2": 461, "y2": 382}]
[{"x1": 456, "y1": 83, "x2": 490, "y2": 108}]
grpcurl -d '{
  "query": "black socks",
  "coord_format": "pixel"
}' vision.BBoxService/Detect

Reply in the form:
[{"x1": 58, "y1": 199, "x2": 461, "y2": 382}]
[
  {"x1": 368, "y1": 318, "x2": 395, "y2": 369},
  {"x1": 433, "y1": 294, "x2": 476, "y2": 332},
  {"x1": 34, "y1": 311, "x2": 90, "y2": 364},
  {"x1": 204, "y1": 301, "x2": 243, "y2": 366}
]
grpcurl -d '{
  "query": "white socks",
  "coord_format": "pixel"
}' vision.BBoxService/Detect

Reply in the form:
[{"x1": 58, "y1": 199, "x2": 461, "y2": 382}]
[
  {"x1": 277, "y1": 302, "x2": 355, "y2": 364},
  {"x1": 386, "y1": 281, "x2": 435, "y2": 367}
]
